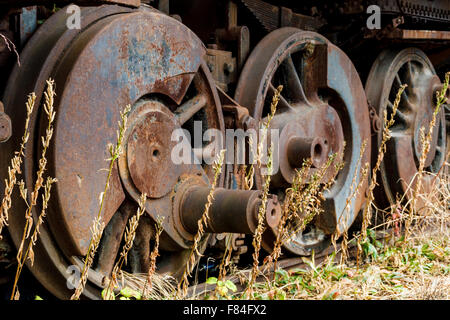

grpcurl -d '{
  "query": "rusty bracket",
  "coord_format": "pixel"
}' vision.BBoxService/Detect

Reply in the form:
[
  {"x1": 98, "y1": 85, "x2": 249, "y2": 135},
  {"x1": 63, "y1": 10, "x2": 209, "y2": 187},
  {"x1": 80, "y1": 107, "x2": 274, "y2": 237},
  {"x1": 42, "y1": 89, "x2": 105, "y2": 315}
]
[
  {"x1": 364, "y1": 16, "x2": 405, "y2": 40},
  {"x1": 218, "y1": 86, "x2": 256, "y2": 131},
  {"x1": 368, "y1": 101, "x2": 381, "y2": 133}
]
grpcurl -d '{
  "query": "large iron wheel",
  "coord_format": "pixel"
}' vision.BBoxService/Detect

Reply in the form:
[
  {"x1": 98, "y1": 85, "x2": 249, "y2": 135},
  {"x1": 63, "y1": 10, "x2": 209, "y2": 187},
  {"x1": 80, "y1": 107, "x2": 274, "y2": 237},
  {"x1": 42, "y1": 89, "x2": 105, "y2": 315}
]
[
  {"x1": 1, "y1": 6, "x2": 224, "y2": 299},
  {"x1": 365, "y1": 48, "x2": 447, "y2": 208},
  {"x1": 234, "y1": 28, "x2": 371, "y2": 256}
]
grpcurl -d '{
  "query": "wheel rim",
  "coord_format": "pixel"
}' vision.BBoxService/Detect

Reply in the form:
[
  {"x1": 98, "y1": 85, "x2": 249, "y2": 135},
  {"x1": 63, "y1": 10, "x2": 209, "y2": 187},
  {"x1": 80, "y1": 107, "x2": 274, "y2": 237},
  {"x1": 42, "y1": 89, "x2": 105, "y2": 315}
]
[
  {"x1": 235, "y1": 28, "x2": 371, "y2": 255},
  {"x1": 365, "y1": 48, "x2": 447, "y2": 208},
  {"x1": 2, "y1": 6, "x2": 224, "y2": 299}
]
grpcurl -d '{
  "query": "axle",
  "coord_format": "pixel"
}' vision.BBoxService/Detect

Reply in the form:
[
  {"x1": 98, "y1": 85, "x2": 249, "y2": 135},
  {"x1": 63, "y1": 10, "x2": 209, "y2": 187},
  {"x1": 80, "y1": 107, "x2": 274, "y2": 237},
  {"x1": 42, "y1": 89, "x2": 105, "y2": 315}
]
[{"x1": 180, "y1": 186, "x2": 281, "y2": 235}]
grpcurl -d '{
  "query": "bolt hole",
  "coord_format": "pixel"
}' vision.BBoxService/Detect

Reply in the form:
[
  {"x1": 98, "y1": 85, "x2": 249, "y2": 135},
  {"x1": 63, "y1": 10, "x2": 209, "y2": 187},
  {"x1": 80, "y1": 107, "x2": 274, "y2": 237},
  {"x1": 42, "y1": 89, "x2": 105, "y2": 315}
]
[
  {"x1": 313, "y1": 143, "x2": 322, "y2": 158},
  {"x1": 270, "y1": 209, "x2": 277, "y2": 217}
]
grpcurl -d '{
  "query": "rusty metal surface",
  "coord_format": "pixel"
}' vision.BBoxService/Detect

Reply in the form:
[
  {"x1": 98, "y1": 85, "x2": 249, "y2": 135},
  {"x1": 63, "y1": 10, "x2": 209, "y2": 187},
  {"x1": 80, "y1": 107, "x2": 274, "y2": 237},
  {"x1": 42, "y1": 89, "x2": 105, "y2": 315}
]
[
  {"x1": 238, "y1": 0, "x2": 323, "y2": 32},
  {"x1": 386, "y1": 29, "x2": 450, "y2": 40},
  {"x1": 47, "y1": 8, "x2": 205, "y2": 257},
  {"x1": 365, "y1": 48, "x2": 447, "y2": 208},
  {"x1": 1, "y1": 4, "x2": 134, "y2": 300},
  {"x1": 180, "y1": 187, "x2": 281, "y2": 234},
  {"x1": 234, "y1": 27, "x2": 371, "y2": 255},
  {"x1": 126, "y1": 101, "x2": 183, "y2": 198},
  {"x1": 1, "y1": 4, "x2": 225, "y2": 299}
]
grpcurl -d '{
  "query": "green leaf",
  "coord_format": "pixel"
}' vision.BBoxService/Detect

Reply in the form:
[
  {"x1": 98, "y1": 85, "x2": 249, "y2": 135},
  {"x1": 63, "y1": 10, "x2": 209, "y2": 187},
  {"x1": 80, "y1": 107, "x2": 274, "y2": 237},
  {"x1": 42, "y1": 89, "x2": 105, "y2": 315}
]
[
  {"x1": 206, "y1": 277, "x2": 218, "y2": 284},
  {"x1": 225, "y1": 280, "x2": 237, "y2": 292},
  {"x1": 35, "y1": 295, "x2": 43, "y2": 300},
  {"x1": 275, "y1": 269, "x2": 289, "y2": 280},
  {"x1": 120, "y1": 287, "x2": 142, "y2": 300},
  {"x1": 217, "y1": 285, "x2": 228, "y2": 296},
  {"x1": 367, "y1": 242, "x2": 378, "y2": 259},
  {"x1": 275, "y1": 290, "x2": 286, "y2": 300}
]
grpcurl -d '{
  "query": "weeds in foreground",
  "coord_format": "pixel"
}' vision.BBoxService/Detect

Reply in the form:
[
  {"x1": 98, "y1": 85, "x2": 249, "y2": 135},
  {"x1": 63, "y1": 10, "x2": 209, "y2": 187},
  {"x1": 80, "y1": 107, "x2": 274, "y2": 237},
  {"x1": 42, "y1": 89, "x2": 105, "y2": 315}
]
[
  {"x1": 142, "y1": 217, "x2": 164, "y2": 299},
  {"x1": 11, "y1": 79, "x2": 57, "y2": 300},
  {"x1": 332, "y1": 140, "x2": 369, "y2": 264},
  {"x1": 247, "y1": 231, "x2": 449, "y2": 300},
  {"x1": 71, "y1": 104, "x2": 131, "y2": 300},
  {"x1": 0, "y1": 33, "x2": 20, "y2": 66},
  {"x1": 0, "y1": 93, "x2": 35, "y2": 240},
  {"x1": 177, "y1": 149, "x2": 226, "y2": 298},
  {"x1": 242, "y1": 85, "x2": 282, "y2": 299},
  {"x1": 406, "y1": 72, "x2": 449, "y2": 240},
  {"x1": 357, "y1": 84, "x2": 407, "y2": 265},
  {"x1": 102, "y1": 193, "x2": 147, "y2": 300}
]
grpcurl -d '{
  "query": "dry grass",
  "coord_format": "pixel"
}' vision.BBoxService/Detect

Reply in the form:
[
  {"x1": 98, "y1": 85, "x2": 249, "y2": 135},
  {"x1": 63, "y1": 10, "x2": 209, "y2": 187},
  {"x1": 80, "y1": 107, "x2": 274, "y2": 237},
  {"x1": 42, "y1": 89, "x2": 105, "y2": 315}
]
[
  {"x1": 0, "y1": 33, "x2": 20, "y2": 66},
  {"x1": 142, "y1": 217, "x2": 164, "y2": 299},
  {"x1": 242, "y1": 85, "x2": 282, "y2": 299},
  {"x1": 0, "y1": 93, "x2": 35, "y2": 240},
  {"x1": 357, "y1": 84, "x2": 407, "y2": 264},
  {"x1": 10, "y1": 80, "x2": 57, "y2": 300}
]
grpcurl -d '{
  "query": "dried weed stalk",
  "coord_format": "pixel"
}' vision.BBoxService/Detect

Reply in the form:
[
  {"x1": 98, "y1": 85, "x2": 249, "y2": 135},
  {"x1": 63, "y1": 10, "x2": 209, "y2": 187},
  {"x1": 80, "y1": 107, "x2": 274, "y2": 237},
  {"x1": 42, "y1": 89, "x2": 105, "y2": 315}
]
[
  {"x1": 243, "y1": 85, "x2": 282, "y2": 299},
  {"x1": 103, "y1": 193, "x2": 147, "y2": 300},
  {"x1": 10, "y1": 177, "x2": 57, "y2": 299},
  {"x1": 178, "y1": 149, "x2": 226, "y2": 298},
  {"x1": 11, "y1": 79, "x2": 56, "y2": 300},
  {"x1": 405, "y1": 72, "x2": 449, "y2": 240},
  {"x1": 71, "y1": 104, "x2": 131, "y2": 300},
  {"x1": 332, "y1": 140, "x2": 369, "y2": 263},
  {"x1": 142, "y1": 216, "x2": 164, "y2": 299},
  {"x1": 357, "y1": 84, "x2": 407, "y2": 264},
  {"x1": 0, "y1": 33, "x2": 20, "y2": 66},
  {"x1": 0, "y1": 93, "x2": 35, "y2": 239}
]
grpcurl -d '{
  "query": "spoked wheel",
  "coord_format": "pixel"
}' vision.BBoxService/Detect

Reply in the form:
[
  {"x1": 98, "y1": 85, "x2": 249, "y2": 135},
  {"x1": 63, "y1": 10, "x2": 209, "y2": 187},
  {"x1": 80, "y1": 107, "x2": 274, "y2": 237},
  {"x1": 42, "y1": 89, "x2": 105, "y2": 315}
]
[
  {"x1": 234, "y1": 28, "x2": 371, "y2": 255},
  {"x1": 1, "y1": 6, "x2": 224, "y2": 299},
  {"x1": 365, "y1": 48, "x2": 447, "y2": 208}
]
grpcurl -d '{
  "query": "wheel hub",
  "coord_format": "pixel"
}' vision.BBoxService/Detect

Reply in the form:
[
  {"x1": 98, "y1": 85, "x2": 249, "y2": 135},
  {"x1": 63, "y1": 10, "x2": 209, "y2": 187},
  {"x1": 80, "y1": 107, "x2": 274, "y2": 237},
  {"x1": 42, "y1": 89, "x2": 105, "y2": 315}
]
[
  {"x1": 271, "y1": 103, "x2": 344, "y2": 187},
  {"x1": 126, "y1": 101, "x2": 181, "y2": 198}
]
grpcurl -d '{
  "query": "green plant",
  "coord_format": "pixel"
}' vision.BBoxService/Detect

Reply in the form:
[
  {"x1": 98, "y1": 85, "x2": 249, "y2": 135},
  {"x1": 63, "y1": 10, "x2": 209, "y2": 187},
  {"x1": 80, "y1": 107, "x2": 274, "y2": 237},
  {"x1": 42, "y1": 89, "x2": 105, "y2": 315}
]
[{"x1": 206, "y1": 277, "x2": 237, "y2": 299}]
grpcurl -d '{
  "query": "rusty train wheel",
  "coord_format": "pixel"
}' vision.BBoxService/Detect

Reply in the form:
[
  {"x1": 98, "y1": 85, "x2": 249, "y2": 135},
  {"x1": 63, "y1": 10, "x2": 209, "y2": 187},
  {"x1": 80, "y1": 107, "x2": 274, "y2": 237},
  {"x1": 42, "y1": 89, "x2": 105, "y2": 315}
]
[
  {"x1": 1, "y1": 6, "x2": 224, "y2": 299},
  {"x1": 234, "y1": 28, "x2": 371, "y2": 256},
  {"x1": 365, "y1": 48, "x2": 447, "y2": 208}
]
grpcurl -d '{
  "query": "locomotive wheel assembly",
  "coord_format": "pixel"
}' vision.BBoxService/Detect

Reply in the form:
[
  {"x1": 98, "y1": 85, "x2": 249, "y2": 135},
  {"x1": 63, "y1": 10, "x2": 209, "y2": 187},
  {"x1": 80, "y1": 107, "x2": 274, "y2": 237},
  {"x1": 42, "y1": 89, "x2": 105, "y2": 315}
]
[
  {"x1": 234, "y1": 28, "x2": 371, "y2": 256},
  {"x1": 0, "y1": 0, "x2": 448, "y2": 300},
  {"x1": 0, "y1": 5, "x2": 282, "y2": 299},
  {"x1": 366, "y1": 48, "x2": 447, "y2": 208}
]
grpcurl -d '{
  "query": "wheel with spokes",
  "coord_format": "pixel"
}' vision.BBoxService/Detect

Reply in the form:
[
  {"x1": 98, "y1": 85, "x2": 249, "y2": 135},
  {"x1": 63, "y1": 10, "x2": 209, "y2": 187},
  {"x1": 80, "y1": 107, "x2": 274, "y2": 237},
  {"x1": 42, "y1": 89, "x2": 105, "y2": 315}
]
[
  {"x1": 234, "y1": 28, "x2": 371, "y2": 256},
  {"x1": 365, "y1": 48, "x2": 447, "y2": 209}
]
